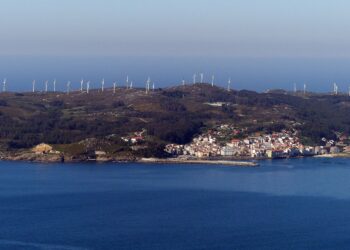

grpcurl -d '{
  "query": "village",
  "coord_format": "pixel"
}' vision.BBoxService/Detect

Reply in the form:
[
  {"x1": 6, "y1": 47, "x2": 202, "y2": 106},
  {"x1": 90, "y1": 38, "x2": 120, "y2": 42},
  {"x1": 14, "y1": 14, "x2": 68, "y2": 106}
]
[{"x1": 164, "y1": 124, "x2": 348, "y2": 159}]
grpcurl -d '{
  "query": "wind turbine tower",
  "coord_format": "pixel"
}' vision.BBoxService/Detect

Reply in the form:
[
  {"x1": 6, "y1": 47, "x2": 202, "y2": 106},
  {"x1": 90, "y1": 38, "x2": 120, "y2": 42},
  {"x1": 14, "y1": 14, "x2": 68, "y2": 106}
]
[
  {"x1": 336, "y1": 84, "x2": 338, "y2": 95},
  {"x1": 303, "y1": 83, "x2": 307, "y2": 95},
  {"x1": 152, "y1": 82, "x2": 155, "y2": 91},
  {"x1": 126, "y1": 76, "x2": 129, "y2": 89},
  {"x1": 293, "y1": 83, "x2": 297, "y2": 93},
  {"x1": 146, "y1": 77, "x2": 151, "y2": 93},
  {"x1": 101, "y1": 78, "x2": 105, "y2": 92},
  {"x1": 113, "y1": 82, "x2": 116, "y2": 94},
  {"x1": 45, "y1": 80, "x2": 48, "y2": 93},
  {"x1": 333, "y1": 83, "x2": 338, "y2": 95},
  {"x1": 53, "y1": 79, "x2": 56, "y2": 92},
  {"x1": 67, "y1": 81, "x2": 71, "y2": 95},
  {"x1": 193, "y1": 74, "x2": 196, "y2": 84},
  {"x1": 86, "y1": 81, "x2": 90, "y2": 94},
  {"x1": 227, "y1": 78, "x2": 231, "y2": 92},
  {"x1": 211, "y1": 75, "x2": 215, "y2": 87},
  {"x1": 32, "y1": 80, "x2": 36, "y2": 93},
  {"x1": 200, "y1": 73, "x2": 204, "y2": 83},
  {"x1": 80, "y1": 79, "x2": 84, "y2": 92},
  {"x1": 2, "y1": 78, "x2": 6, "y2": 92},
  {"x1": 130, "y1": 81, "x2": 133, "y2": 89},
  {"x1": 182, "y1": 79, "x2": 185, "y2": 86}
]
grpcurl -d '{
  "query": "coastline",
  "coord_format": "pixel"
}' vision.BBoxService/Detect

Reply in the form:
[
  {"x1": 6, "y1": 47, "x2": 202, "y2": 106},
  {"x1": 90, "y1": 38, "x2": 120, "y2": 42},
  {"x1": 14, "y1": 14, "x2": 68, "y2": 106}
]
[
  {"x1": 2, "y1": 151, "x2": 350, "y2": 165},
  {"x1": 0, "y1": 152, "x2": 258, "y2": 167}
]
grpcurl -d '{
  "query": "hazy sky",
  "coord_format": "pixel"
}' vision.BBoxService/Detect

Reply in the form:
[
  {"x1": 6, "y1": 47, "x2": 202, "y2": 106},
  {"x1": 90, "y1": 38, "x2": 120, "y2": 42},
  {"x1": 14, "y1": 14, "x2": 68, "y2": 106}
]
[
  {"x1": 1, "y1": 0, "x2": 350, "y2": 58},
  {"x1": 2, "y1": 0, "x2": 350, "y2": 92}
]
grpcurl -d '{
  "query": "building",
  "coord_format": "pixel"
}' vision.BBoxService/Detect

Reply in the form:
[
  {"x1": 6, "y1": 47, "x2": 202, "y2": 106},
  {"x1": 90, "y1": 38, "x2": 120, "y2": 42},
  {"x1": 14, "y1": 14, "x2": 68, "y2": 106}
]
[
  {"x1": 330, "y1": 146, "x2": 341, "y2": 154},
  {"x1": 266, "y1": 150, "x2": 286, "y2": 159},
  {"x1": 221, "y1": 146, "x2": 235, "y2": 156}
]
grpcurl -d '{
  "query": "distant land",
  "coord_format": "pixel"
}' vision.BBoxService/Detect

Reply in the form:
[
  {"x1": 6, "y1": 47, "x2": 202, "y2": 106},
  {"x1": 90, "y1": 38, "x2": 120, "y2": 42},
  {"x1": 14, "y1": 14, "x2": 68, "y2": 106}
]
[{"x1": 0, "y1": 83, "x2": 349, "y2": 163}]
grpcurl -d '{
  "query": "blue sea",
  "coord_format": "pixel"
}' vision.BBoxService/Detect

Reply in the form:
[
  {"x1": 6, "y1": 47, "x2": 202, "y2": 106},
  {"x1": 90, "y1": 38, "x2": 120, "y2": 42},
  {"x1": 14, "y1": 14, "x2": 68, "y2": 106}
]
[{"x1": 1, "y1": 158, "x2": 350, "y2": 250}]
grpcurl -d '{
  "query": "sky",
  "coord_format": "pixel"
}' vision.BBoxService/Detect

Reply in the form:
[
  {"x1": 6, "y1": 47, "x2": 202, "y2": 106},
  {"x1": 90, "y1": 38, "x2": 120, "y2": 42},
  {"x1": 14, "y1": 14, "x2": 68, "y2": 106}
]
[{"x1": 1, "y1": 0, "x2": 350, "y2": 91}]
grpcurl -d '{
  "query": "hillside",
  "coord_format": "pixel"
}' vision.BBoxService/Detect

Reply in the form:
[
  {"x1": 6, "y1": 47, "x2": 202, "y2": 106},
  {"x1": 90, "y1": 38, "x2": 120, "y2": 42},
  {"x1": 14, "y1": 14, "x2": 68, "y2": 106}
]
[{"x1": 0, "y1": 83, "x2": 349, "y2": 161}]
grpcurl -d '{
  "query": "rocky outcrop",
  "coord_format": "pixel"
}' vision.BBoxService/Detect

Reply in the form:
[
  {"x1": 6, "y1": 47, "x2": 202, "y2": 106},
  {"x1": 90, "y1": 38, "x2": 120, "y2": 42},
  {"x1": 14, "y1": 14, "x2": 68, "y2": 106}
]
[{"x1": 6, "y1": 152, "x2": 63, "y2": 163}]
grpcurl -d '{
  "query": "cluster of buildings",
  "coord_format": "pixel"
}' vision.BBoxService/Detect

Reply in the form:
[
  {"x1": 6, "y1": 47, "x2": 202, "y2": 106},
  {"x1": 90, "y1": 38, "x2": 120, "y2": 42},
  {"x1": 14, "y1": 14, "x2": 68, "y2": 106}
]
[
  {"x1": 165, "y1": 126, "x2": 344, "y2": 159},
  {"x1": 121, "y1": 129, "x2": 146, "y2": 144}
]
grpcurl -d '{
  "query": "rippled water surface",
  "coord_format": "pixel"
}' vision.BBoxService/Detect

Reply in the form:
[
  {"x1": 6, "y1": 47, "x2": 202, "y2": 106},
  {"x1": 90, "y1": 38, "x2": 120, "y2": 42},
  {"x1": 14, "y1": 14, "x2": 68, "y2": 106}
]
[{"x1": 0, "y1": 158, "x2": 350, "y2": 250}]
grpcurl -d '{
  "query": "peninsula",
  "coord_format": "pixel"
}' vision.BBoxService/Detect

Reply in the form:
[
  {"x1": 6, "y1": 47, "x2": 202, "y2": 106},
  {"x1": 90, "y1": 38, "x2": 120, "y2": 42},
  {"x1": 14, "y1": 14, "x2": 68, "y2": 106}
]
[{"x1": 0, "y1": 83, "x2": 349, "y2": 164}]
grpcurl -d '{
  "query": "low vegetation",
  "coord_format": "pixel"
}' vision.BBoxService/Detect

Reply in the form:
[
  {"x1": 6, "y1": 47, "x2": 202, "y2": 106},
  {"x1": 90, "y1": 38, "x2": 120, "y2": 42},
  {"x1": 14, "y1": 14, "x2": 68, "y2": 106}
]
[{"x1": 0, "y1": 84, "x2": 349, "y2": 158}]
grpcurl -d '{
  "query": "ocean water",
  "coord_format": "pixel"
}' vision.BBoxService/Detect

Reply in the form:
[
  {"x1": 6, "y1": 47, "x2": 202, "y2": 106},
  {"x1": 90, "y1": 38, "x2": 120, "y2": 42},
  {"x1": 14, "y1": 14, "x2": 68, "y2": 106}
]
[{"x1": 0, "y1": 158, "x2": 350, "y2": 249}]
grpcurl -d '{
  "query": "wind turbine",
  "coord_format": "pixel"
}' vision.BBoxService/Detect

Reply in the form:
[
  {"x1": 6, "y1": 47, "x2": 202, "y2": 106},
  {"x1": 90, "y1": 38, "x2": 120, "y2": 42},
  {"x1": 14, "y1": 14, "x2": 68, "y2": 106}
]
[
  {"x1": 113, "y1": 82, "x2": 116, "y2": 94},
  {"x1": 146, "y1": 77, "x2": 151, "y2": 94},
  {"x1": 101, "y1": 78, "x2": 105, "y2": 92},
  {"x1": 45, "y1": 80, "x2": 48, "y2": 93},
  {"x1": 32, "y1": 80, "x2": 36, "y2": 93},
  {"x1": 80, "y1": 79, "x2": 84, "y2": 93},
  {"x1": 303, "y1": 83, "x2": 307, "y2": 95},
  {"x1": 200, "y1": 73, "x2": 204, "y2": 83},
  {"x1": 211, "y1": 75, "x2": 215, "y2": 87},
  {"x1": 53, "y1": 79, "x2": 56, "y2": 92},
  {"x1": 126, "y1": 76, "x2": 129, "y2": 89},
  {"x1": 67, "y1": 81, "x2": 71, "y2": 95},
  {"x1": 130, "y1": 81, "x2": 133, "y2": 89},
  {"x1": 193, "y1": 74, "x2": 196, "y2": 84},
  {"x1": 335, "y1": 84, "x2": 338, "y2": 95},
  {"x1": 152, "y1": 82, "x2": 155, "y2": 91},
  {"x1": 227, "y1": 78, "x2": 231, "y2": 92},
  {"x1": 182, "y1": 79, "x2": 185, "y2": 86},
  {"x1": 333, "y1": 82, "x2": 338, "y2": 95},
  {"x1": 86, "y1": 81, "x2": 90, "y2": 94},
  {"x1": 293, "y1": 83, "x2": 297, "y2": 93},
  {"x1": 2, "y1": 78, "x2": 6, "y2": 92}
]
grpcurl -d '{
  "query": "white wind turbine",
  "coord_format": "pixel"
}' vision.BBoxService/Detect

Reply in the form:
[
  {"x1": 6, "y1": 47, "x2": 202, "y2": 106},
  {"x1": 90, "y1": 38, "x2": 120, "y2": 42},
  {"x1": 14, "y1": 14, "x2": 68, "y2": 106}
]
[
  {"x1": 45, "y1": 80, "x2": 48, "y2": 93},
  {"x1": 67, "y1": 81, "x2": 71, "y2": 95},
  {"x1": 2, "y1": 78, "x2": 6, "y2": 92},
  {"x1": 200, "y1": 73, "x2": 204, "y2": 83},
  {"x1": 86, "y1": 81, "x2": 90, "y2": 94},
  {"x1": 146, "y1": 77, "x2": 151, "y2": 93},
  {"x1": 101, "y1": 78, "x2": 105, "y2": 92},
  {"x1": 333, "y1": 82, "x2": 338, "y2": 95},
  {"x1": 193, "y1": 74, "x2": 196, "y2": 84},
  {"x1": 113, "y1": 82, "x2": 116, "y2": 94},
  {"x1": 227, "y1": 78, "x2": 231, "y2": 91},
  {"x1": 80, "y1": 79, "x2": 84, "y2": 93},
  {"x1": 211, "y1": 75, "x2": 215, "y2": 87},
  {"x1": 53, "y1": 79, "x2": 56, "y2": 92},
  {"x1": 32, "y1": 80, "x2": 36, "y2": 93}
]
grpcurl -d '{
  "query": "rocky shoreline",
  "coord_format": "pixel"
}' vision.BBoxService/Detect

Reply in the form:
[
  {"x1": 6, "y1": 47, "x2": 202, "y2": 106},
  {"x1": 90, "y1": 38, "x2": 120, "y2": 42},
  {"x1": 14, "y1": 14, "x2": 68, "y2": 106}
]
[
  {"x1": 0, "y1": 151, "x2": 259, "y2": 166},
  {"x1": 1, "y1": 150, "x2": 349, "y2": 166}
]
